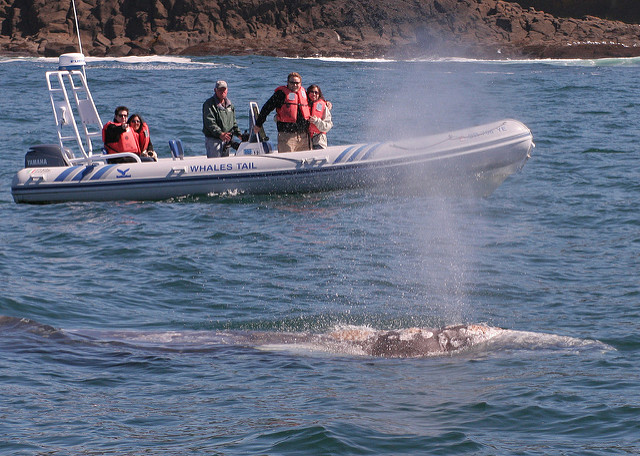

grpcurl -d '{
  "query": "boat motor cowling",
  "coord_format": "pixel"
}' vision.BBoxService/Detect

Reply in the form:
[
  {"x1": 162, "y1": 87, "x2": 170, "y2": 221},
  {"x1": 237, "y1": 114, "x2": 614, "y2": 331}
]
[{"x1": 25, "y1": 145, "x2": 72, "y2": 168}]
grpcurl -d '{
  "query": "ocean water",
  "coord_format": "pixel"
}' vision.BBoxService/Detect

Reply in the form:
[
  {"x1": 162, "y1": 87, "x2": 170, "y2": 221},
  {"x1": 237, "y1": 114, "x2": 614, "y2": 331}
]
[{"x1": 1, "y1": 54, "x2": 639, "y2": 455}]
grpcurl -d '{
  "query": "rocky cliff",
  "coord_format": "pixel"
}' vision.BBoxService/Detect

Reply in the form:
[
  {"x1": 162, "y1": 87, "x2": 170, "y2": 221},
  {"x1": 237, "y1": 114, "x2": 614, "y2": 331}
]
[
  {"x1": 512, "y1": 0, "x2": 640, "y2": 24},
  {"x1": 2, "y1": 0, "x2": 640, "y2": 59}
]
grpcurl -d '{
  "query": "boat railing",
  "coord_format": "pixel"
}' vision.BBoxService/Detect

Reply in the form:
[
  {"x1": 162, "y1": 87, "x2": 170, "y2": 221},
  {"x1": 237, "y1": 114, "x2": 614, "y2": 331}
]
[
  {"x1": 46, "y1": 67, "x2": 103, "y2": 161},
  {"x1": 68, "y1": 152, "x2": 142, "y2": 165},
  {"x1": 228, "y1": 102, "x2": 274, "y2": 156},
  {"x1": 248, "y1": 101, "x2": 269, "y2": 155}
]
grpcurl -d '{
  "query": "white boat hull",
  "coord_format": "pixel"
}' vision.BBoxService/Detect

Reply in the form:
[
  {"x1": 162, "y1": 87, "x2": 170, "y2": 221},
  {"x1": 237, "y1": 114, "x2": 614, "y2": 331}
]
[{"x1": 11, "y1": 119, "x2": 533, "y2": 204}]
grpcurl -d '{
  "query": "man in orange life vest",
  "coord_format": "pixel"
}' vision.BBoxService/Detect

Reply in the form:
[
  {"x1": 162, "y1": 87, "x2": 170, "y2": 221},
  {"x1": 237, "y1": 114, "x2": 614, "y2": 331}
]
[
  {"x1": 102, "y1": 106, "x2": 152, "y2": 163},
  {"x1": 253, "y1": 72, "x2": 311, "y2": 152}
]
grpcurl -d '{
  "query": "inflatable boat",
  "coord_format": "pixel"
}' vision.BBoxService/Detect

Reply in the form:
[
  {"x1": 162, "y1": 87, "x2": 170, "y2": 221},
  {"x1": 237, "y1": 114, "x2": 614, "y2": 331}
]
[{"x1": 11, "y1": 54, "x2": 534, "y2": 204}]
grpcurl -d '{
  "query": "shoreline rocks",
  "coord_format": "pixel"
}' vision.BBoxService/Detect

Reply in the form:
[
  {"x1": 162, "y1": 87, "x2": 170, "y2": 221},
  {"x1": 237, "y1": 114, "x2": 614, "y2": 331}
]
[{"x1": 1, "y1": 0, "x2": 640, "y2": 60}]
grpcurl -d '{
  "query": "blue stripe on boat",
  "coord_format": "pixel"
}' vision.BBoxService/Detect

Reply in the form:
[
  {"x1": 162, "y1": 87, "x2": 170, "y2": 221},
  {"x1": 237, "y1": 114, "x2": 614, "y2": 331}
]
[
  {"x1": 72, "y1": 166, "x2": 96, "y2": 181},
  {"x1": 334, "y1": 145, "x2": 357, "y2": 163},
  {"x1": 54, "y1": 166, "x2": 82, "y2": 182},
  {"x1": 347, "y1": 144, "x2": 370, "y2": 162},
  {"x1": 91, "y1": 165, "x2": 116, "y2": 180},
  {"x1": 360, "y1": 143, "x2": 383, "y2": 161}
]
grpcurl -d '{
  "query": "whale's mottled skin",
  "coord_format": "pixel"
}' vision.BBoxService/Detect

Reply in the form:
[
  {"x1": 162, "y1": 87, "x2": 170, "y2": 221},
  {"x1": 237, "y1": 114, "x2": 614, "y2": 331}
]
[
  {"x1": 328, "y1": 324, "x2": 502, "y2": 357},
  {"x1": 242, "y1": 324, "x2": 503, "y2": 358}
]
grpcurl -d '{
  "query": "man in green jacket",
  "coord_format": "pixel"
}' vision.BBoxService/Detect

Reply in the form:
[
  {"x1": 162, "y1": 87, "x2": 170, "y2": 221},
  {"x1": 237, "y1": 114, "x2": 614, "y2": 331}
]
[{"x1": 202, "y1": 80, "x2": 242, "y2": 158}]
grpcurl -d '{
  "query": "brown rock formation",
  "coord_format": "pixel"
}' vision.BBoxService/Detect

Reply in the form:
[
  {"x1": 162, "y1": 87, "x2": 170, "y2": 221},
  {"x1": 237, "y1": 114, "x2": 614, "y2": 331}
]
[
  {"x1": 512, "y1": 0, "x2": 640, "y2": 24},
  {"x1": 1, "y1": 0, "x2": 640, "y2": 59}
]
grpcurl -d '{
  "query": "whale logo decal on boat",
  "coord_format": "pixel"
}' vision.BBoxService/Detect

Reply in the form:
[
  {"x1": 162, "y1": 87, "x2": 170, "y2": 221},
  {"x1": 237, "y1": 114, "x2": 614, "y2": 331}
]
[{"x1": 116, "y1": 168, "x2": 131, "y2": 178}]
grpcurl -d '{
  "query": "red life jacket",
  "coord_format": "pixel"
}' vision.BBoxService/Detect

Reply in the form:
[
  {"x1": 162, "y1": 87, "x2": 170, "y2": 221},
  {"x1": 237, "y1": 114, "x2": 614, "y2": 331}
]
[
  {"x1": 132, "y1": 122, "x2": 151, "y2": 152},
  {"x1": 275, "y1": 85, "x2": 310, "y2": 123},
  {"x1": 309, "y1": 100, "x2": 327, "y2": 136},
  {"x1": 102, "y1": 122, "x2": 140, "y2": 154}
]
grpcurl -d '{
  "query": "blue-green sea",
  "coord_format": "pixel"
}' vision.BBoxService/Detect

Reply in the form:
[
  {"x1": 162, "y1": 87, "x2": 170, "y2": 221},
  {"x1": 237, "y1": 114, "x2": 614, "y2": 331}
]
[{"x1": 1, "y1": 54, "x2": 639, "y2": 455}]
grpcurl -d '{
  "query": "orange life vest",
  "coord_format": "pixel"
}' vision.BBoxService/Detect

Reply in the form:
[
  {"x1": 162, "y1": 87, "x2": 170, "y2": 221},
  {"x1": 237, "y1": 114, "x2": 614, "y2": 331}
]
[
  {"x1": 275, "y1": 85, "x2": 310, "y2": 123},
  {"x1": 132, "y1": 122, "x2": 151, "y2": 152},
  {"x1": 309, "y1": 100, "x2": 327, "y2": 136},
  {"x1": 102, "y1": 122, "x2": 140, "y2": 154}
]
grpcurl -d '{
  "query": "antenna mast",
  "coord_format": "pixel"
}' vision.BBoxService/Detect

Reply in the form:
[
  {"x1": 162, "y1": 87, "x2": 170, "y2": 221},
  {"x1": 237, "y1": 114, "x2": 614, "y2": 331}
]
[
  {"x1": 71, "y1": 0, "x2": 83, "y2": 53},
  {"x1": 70, "y1": 0, "x2": 85, "y2": 77}
]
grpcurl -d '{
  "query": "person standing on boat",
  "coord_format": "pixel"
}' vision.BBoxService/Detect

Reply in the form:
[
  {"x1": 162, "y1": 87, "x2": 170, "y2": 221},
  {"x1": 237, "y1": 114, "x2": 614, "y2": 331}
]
[
  {"x1": 202, "y1": 80, "x2": 242, "y2": 158},
  {"x1": 307, "y1": 84, "x2": 332, "y2": 149},
  {"x1": 128, "y1": 114, "x2": 157, "y2": 161},
  {"x1": 102, "y1": 106, "x2": 140, "y2": 161},
  {"x1": 253, "y1": 72, "x2": 311, "y2": 152}
]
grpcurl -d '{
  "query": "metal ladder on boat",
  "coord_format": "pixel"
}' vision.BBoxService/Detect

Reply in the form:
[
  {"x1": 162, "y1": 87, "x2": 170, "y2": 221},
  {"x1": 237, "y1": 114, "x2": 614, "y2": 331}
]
[
  {"x1": 248, "y1": 101, "x2": 271, "y2": 154},
  {"x1": 46, "y1": 69, "x2": 104, "y2": 164}
]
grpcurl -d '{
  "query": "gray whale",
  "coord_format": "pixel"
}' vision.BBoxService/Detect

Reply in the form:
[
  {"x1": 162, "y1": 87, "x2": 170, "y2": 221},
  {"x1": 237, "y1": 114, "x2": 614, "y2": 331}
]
[{"x1": 0, "y1": 316, "x2": 611, "y2": 358}]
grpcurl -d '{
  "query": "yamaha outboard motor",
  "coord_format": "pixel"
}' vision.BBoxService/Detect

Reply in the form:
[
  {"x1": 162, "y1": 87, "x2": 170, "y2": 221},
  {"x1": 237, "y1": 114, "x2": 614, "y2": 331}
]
[{"x1": 25, "y1": 144, "x2": 71, "y2": 168}]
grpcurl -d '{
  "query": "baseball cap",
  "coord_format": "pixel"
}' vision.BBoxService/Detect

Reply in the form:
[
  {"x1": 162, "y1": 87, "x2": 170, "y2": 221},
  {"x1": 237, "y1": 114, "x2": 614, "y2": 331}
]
[{"x1": 215, "y1": 80, "x2": 228, "y2": 89}]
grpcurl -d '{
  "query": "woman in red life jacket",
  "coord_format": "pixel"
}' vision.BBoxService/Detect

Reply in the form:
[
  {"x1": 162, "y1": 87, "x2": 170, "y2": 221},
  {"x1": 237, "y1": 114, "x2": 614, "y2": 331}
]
[
  {"x1": 128, "y1": 114, "x2": 157, "y2": 161},
  {"x1": 307, "y1": 85, "x2": 333, "y2": 149}
]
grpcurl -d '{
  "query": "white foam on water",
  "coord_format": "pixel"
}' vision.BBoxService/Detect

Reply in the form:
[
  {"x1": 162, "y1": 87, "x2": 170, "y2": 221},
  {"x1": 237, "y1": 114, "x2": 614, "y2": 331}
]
[{"x1": 298, "y1": 56, "x2": 398, "y2": 63}]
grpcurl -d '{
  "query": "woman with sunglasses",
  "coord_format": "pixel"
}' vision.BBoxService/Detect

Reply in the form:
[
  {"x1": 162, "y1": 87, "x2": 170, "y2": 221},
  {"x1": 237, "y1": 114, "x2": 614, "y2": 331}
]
[
  {"x1": 128, "y1": 114, "x2": 157, "y2": 161},
  {"x1": 307, "y1": 85, "x2": 333, "y2": 149}
]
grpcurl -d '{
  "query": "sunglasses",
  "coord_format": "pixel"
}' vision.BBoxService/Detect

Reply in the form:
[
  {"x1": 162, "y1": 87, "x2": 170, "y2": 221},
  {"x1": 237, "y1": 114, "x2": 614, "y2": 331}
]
[
  {"x1": 308, "y1": 90, "x2": 319, "y2": 94},
  {"x1": 116, "y1": 113, "x2": 128, "y2": 118}
]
